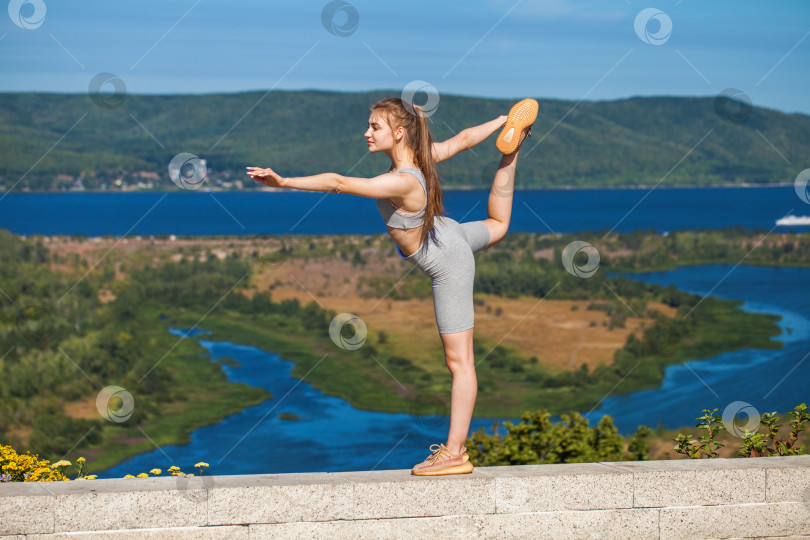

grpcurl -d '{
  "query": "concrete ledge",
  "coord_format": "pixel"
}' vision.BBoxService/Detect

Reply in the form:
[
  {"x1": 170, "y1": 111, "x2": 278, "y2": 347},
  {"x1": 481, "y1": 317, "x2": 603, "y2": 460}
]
[{"x1": 2, "y1": 456, "x2": 809, "y2": 539}]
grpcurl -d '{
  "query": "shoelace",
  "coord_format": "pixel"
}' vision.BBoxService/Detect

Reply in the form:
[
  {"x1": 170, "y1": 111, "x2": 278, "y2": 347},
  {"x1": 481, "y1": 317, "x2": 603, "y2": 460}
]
[
  {"x1": 424, "y1": 444, "x2": 444, "y2": 465},
  {"x1": 423, "y1": 444, "x2": 466, "y2": 465}
]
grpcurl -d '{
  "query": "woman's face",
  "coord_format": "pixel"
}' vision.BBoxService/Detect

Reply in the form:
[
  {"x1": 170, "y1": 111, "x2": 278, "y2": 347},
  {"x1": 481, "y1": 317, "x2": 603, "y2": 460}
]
[{"x1": 365, "y1": 111, "x2": 397, "y2": 153}]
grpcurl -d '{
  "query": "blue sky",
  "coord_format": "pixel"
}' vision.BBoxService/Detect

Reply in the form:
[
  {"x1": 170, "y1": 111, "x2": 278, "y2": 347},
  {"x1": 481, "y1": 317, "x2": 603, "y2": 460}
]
[{"x1": 1, "y1": 0, "x2": 809, "y2": 114}]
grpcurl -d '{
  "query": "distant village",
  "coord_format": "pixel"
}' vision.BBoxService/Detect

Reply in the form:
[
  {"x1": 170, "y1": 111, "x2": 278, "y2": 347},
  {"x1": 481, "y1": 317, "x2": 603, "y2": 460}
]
[{"x1": 2, "y1": 170, "x2": 249, "y2": 192}]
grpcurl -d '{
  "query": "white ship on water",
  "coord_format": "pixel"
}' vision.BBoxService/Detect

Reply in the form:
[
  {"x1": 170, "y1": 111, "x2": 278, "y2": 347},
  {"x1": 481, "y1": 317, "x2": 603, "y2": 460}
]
[{"x1": 775, "y1": 215, "x2": 810, "y2": 226}]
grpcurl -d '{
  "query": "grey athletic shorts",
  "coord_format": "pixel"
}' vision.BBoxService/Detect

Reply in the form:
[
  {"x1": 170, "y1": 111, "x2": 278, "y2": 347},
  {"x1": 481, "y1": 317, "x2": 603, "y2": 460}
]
[{"x1": 401, "y1": 217, "x2": 491, "y2": 334}]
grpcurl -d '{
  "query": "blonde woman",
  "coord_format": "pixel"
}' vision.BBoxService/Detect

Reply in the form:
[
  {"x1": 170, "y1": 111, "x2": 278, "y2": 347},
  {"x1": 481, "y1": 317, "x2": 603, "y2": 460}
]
[{"x1": 247, "y1": 97, "x2": 538, "y2": 475}]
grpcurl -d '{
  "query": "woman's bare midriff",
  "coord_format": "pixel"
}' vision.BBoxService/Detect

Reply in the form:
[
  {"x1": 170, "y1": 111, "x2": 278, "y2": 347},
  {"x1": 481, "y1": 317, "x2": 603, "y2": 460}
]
[
  {"x1": 384, "y1": 172, "x2": 428, "y2": 256},
  {"x1": 387, "y1": 225, "x2": 426, "y2": 257}
]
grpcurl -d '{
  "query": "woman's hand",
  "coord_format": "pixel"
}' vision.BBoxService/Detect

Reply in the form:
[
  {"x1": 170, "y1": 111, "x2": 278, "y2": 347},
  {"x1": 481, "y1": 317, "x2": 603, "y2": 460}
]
[{"x1": 246, "y1": 166, "x2": 286, "y2": 188}]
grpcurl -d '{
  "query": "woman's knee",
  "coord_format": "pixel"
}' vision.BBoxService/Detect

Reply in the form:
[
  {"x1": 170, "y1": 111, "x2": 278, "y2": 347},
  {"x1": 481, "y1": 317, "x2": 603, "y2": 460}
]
[{"x1": 442, "y1": 337, "x2": 475, "y2": 374}]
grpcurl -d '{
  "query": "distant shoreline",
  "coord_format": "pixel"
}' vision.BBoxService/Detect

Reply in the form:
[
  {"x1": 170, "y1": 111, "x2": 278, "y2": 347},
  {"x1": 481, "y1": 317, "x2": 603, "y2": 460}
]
[{"x1": 1, "y1": 182, "x2": 796, "y2": 195}]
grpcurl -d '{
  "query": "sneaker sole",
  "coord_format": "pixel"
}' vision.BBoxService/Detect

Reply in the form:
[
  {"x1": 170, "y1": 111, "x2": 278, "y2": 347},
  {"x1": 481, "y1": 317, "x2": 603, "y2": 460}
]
[
  {"x1": 411, "y1": 460, "x2": 474, "y2": 476},
  {"x1": 496, "y1": 98, "x2": 539, "y2": 155}
]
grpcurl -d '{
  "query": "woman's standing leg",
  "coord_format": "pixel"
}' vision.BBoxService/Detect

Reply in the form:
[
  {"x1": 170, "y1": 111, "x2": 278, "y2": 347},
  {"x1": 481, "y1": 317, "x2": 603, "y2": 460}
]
[
  {"x1": 438, "y1": 328, "x2": 476, "y2": 455},
  {"x1": 410, "y1": 225, "x2": 480, "y2": 475}
]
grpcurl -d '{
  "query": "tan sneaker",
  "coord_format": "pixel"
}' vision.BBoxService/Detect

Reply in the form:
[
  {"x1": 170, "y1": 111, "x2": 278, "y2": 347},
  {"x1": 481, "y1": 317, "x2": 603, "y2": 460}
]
[
  {"x1": 410, "y1": 443, "x2": 474, "y2": 476},
  {"x1": 496, "y1": 98, "x2": 539, "y2": 155}
]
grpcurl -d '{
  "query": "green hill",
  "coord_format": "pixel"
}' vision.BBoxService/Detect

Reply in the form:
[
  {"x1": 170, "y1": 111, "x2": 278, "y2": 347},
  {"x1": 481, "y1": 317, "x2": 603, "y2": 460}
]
[{"x1": 0, "y1": 90, "x2": 807, "y2": 190}]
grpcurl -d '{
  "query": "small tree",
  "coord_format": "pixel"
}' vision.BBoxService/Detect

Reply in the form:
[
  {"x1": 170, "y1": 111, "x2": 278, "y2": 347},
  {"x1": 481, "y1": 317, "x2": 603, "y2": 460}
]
[{"x1": 673, "y1": 408, "x2": 725, "y2": 458}]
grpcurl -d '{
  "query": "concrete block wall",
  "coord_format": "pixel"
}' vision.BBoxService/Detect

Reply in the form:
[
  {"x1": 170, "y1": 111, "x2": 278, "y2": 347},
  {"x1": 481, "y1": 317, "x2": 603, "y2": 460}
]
[{"x1": 2, "y1": 455, "x2": 809, "y2": 539}]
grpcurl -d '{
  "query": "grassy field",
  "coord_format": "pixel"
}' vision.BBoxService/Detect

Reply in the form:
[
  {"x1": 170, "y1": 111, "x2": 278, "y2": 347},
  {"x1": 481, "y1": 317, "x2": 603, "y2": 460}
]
[{"x1": 45, "y1": 232, "x2": 784, "y2": 416}]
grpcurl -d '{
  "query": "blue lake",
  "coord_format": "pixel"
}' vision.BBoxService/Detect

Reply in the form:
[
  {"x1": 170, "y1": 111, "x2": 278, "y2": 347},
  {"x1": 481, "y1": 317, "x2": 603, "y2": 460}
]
[
  {"x1": 599, "y1": 265, "x2": 810, "y2": 433},
  {"x1": 98, "y1": 264, "x2": 810, "y2": 478},
  {"x1": 100, "y1": 328, "x2": 513, "y2": 478},
  {"x1": 0, "y1": 185, "x2": 807, "y2": 237}
]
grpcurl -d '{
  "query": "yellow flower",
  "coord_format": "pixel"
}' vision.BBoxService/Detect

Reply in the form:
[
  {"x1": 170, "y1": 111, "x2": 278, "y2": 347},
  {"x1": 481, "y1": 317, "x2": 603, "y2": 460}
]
[
  {"x1": 168, "y1": 466, "x2": 180, "y2": 472},
  {"x1": 136, "y1": 473, "x2": 148, "y2": 478},
  {"x1": 124, "y1": 474, "x2": 135, "y2": 478},
  {"x1": 77, "y1": 457, "x2": 86, "y2": 464},
  {"x1": 85, "y1": 475, "x2": 98, "y2": 480},
  {"x1": 149, "y1": 468, "x2": 162, "y2": 476},
  {"x1": 194, "y1": 462, "x2": 209, "y2": 469},
  {"x1": 53, "y1": 460, "x2": 71, "y2": 468}
]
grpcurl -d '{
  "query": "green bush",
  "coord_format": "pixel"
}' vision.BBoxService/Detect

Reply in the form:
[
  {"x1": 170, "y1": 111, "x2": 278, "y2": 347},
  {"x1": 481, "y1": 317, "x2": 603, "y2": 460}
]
[{"x1": 466, "y1": 410, "x2": 651, "y2": 465}]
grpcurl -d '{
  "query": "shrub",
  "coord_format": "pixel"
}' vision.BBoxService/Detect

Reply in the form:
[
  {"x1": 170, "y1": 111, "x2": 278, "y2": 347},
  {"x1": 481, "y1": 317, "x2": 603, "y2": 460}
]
[
  {"x1": 673, "y1": 403, "x2": 809, "y2": 458},
  {"x1": 465, "y1": 410, "x2": 651, "y2": 466}
]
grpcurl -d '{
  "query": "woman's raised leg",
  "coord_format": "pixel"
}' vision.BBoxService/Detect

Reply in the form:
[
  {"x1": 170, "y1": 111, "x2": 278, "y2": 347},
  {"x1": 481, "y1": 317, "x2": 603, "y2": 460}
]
[
  {"x1": 438, "y1": 327, "x2": 476, "y2": 455},
  {"x1": 481, "y1": 148, "x2": 520, "y2": 248}
]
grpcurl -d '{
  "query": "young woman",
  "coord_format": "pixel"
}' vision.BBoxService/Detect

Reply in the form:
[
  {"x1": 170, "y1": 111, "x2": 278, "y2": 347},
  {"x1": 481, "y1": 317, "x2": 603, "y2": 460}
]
[{"x1": 247, "y1": 97, "x2": 538, "y2": 476}]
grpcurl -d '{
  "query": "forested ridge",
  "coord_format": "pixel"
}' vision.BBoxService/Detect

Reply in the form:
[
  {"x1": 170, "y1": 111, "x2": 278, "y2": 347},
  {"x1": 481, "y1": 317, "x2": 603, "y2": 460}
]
[{"x1": 1, "y1": 91, "x2": 807, "y2": 191}]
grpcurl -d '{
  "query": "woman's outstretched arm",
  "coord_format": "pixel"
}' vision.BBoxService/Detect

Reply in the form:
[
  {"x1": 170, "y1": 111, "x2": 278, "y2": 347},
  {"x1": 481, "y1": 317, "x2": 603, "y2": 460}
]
[
  {"x1": 432, "y1": 115, "x2": 507, "y2": 163},
  {"x1": 246, "y1": 167, "x2": 412, "y2": 199}
]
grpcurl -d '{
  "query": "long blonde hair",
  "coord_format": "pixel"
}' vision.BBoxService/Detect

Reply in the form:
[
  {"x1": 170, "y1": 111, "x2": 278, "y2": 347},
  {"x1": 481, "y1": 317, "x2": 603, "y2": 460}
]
[{"x1": 371, "y1": 97, "x2": 445, "y2": 236}]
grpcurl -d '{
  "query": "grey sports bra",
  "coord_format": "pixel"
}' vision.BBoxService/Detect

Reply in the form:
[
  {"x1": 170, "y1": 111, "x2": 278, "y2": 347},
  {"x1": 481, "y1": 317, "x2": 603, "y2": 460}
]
[{"x1": 375, "y1": 168, "x2": 427, "y2": 230}]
